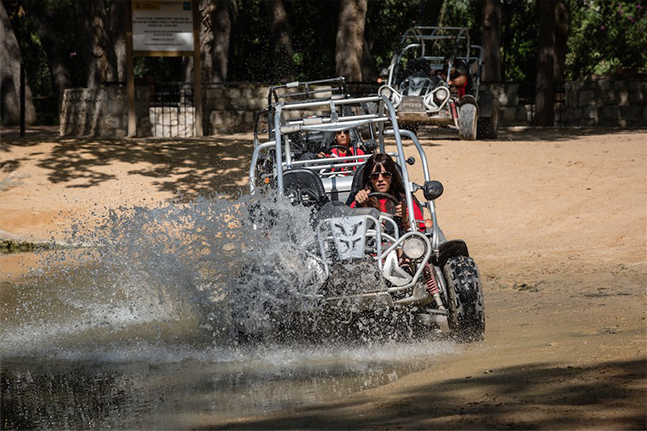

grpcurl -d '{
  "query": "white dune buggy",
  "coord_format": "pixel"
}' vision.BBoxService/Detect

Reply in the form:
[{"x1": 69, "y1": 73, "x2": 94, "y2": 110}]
[
  {"x1": 248, "y1": 81, "x2": 484, "y2": 342},
  {"x1": 379, "y1": 26, "x2": 499, "y2": 140}
]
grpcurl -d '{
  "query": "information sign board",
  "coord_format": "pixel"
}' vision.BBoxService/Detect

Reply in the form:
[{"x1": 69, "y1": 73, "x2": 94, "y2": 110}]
[{"x1": 132, "y1": 1, "x2": 194, "y2": 52}]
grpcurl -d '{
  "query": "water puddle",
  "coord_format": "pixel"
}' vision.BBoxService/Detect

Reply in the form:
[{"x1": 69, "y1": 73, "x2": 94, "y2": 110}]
[{"x1": 1, "y1": 195, "x2": 459, "y2": 429}]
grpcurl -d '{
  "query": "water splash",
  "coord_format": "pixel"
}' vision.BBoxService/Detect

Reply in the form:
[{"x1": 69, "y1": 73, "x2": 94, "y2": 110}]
[{"x1": 1, "y1": 193, "x2": 452, "y2": 362}]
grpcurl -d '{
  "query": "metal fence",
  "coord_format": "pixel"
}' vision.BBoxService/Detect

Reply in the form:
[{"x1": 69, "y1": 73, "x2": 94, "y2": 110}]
[{"x1": 149, "y1": 82, "x2": 196, "y2": 138}]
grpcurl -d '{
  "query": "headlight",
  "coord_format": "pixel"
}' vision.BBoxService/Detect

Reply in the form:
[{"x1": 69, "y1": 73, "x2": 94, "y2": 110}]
[
  {"x1": 434, "y1": 87, "x2": 449, "y2": 103},
  {"x1": 378, "y1": 85, "x2": 401, "y2": 109},
  {"x1": 402, "y1": 236, "x2": 426, "y2": 260}
]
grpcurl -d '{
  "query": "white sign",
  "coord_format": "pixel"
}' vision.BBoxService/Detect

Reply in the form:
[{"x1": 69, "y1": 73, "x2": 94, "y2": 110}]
[{"x1": 132, "y1": 1, "x2": 194, "y2": 52}]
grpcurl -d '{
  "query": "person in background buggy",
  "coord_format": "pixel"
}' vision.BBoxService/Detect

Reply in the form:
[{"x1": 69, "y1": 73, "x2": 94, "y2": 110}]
[
  {"x1": 436, "y1": 55, "x2": 473, "y2": 98},
  {"x1": 317, "y1": 129, "x2": 365, "y2": 173}
]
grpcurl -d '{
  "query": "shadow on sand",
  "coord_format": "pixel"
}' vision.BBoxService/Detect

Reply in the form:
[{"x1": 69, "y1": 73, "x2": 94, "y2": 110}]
[{"x1": 201, "y1": 358, "x2": 646, "y2": 430}]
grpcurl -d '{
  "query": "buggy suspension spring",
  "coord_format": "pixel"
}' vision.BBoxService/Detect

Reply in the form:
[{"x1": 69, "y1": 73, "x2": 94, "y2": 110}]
[
  {"x1": 424, "y1": 263, "x2": 445, "y2": 310},
  {"x1": 423, "y1": 264, "x2": 439, "y2": 295}
]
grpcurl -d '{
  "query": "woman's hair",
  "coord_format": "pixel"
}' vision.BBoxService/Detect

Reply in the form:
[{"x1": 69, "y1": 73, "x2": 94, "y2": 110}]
[{"x1": 360, "y1": 153, "x2": 406, "y2": 202}]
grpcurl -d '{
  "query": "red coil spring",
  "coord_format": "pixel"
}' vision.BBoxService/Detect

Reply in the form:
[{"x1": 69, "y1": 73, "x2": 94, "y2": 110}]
[{"x1": 423, "y1": 264, "x2": 439, "y2": 296}]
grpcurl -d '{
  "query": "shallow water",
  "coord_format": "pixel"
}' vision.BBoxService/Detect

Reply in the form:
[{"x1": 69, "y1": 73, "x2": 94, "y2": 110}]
[{"x1": 1, "y1": 196, "x2": 458, "y2": 429}]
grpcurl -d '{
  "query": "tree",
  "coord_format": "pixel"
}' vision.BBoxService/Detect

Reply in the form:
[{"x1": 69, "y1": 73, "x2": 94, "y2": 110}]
[
  {"x1": 554, "y1": 0, "x2": 569, "y2": 81},
  {"x1": 566, "y1": 0, "x2": 646, "y2": 79},
  {"x1": 419, "y1": 0, "x2": 445, "y2": 26},
  {"x1": 335, "y1": 0, "x2": 367, "y2": 82},
  {"x1": 76, "y1": 0, "x2": 118, "y2": 87},
  {"x1": 21, "y1": 0, "x2": 74, "y2": 94},
  {"x1": 209, "y1": 0, "x2": 231, "y2": 82},
  {"x1": 107, "y1": 0, "x2": 127, "y2": 82},
  {"x1": 1, "y1": 0, "x2": 36, "y2": 125},
  {"x1": 184, "y1": 0, "x2": 231, "y2": 83},
  {"x1": 482, "y1": 0, "x2": 502, "y2": 82},
  {"x1": 265, "y1": 0, "x2": 293, "y2": 82},
  {"x1": 535, "y1": 0, "x2": 556, "y2": 126}
]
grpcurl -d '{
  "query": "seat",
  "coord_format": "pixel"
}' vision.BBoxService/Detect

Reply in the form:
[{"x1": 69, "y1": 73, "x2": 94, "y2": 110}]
[{"x1": 282, "y1": 168, "x2": 329, "y2": 208}]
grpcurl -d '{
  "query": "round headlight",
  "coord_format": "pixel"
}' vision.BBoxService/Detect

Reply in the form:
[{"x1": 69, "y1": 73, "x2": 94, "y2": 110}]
[
  {"x1": 435, "y1": 87, "x2": 449, "y2": 102},
  {"x1": 402, "y1": 236, "x2": 426, "y2": 260}
]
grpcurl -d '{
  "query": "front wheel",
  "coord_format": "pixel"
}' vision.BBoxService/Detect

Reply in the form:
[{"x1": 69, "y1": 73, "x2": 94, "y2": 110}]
[
  {"x1": 443, "y1": 255, "x2": 485, "y2": 342},
  {"x1": 458, "y1": 103, "x2": 478, "y2": 140}
]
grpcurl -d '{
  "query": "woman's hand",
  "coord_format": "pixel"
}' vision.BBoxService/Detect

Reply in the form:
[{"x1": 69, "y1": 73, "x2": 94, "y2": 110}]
[
  {"x1": 354, "y1": 189, "x2": 370, "y2": 207},
  {"x1": 395, "y1": 203, "x2": 403, "y2": 218}
]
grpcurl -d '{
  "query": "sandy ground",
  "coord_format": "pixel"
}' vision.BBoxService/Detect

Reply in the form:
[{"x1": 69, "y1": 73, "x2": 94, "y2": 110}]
[{"x1": 1, "y1": 126, "x2": 646, "y2": 429}]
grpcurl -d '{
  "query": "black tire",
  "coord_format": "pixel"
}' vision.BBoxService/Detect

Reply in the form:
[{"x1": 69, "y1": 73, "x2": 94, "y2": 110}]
[
  {"x1": 458, "y1": 103, "x2": 477, "y2": 140},
  {"x1": 443, "y1": 255, "x2": 485, "y2": 342},
  {"x1": 477, "y1": 106, "x2": 499, "y2": 139}
]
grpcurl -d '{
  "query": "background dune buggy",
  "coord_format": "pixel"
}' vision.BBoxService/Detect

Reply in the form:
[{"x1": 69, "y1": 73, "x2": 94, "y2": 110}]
[
  {"x1": 379, "y1": 26, "x2": 499, "y2": 140},
  {"x1": 248, "y1": 82, "x2": 485, "y2": 342}
]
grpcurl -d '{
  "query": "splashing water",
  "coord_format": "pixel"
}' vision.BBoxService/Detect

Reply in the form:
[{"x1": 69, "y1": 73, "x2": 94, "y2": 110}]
[{"x1": 1, "y1": 193, "x2": 460, "y2": 429}]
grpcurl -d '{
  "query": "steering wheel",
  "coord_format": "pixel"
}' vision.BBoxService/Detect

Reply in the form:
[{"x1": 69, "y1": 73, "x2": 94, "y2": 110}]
[
  {"x1": 367, "y1": 192, "x2": 400, "y2": 215},
  {"x1": 323, "y1": 145, "x2": 351, "y2": 157}
]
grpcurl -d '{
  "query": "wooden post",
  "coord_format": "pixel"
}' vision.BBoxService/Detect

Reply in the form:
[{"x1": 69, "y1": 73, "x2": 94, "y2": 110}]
[
  {"x1": 126, "y1": 1, "x2": 136, "y2": 137},
  {"x1": 192, "y1": 0, "x2": 203, "y2": 136}
]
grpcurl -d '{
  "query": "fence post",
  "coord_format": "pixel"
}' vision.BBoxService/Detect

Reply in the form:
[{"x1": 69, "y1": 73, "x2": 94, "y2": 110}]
[{"x1": 20, "y1": 63, "x2": 25, "y2": 137}]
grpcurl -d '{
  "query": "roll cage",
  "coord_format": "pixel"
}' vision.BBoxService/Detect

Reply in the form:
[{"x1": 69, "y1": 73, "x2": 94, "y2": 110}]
[
  {"x1": 385, "y1": 26, "x2": 483, "y2": 99},
  {"x1": 249, "y1": 93, "x2": 443, "y2": 250}
]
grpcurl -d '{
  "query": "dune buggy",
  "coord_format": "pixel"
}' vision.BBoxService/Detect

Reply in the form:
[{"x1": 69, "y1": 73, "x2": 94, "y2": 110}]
[
  {"x1": 248, "y1": 83, "x2": 484, "y2": 342},
  {"x1": 379, "y1": 26, "x2": 499, "y2": 140}
]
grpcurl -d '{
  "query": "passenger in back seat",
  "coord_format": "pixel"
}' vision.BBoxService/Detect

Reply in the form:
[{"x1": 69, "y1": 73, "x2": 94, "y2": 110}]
[{"x1": 317, "y1": 129, "x2": 365, "y2": 173}]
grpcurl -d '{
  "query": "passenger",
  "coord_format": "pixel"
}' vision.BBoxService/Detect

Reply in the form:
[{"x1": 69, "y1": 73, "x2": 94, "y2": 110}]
[
  {"x1": 350, "y1": 153, "x2": 426, "y2": 231},
  {"x1": 436, "y1": 55, "x2": 473, "y2": 98},
  {"x1": 318, "y1": 129, "x2": 365, "y2": 172}
]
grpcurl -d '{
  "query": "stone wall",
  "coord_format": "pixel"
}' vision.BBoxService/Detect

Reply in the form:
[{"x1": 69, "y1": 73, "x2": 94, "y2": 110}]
[
  {"x1": 481, "y1": 76, "x2": 647, "y2": 127},
  {"x1": 59, "y1": 77, "x2": 646, "y2": 137},
  {"x1": 60, "y1": 86, "x2": 151, "y2": 138},
  {"x1": 560, "y1": 77, "x2": 646, "y2": 127}
]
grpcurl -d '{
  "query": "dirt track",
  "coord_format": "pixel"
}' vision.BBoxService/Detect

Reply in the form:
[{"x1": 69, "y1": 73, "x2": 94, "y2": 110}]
[{"x1": 1, "y1": 127, "x2": 645, "y2": 429}]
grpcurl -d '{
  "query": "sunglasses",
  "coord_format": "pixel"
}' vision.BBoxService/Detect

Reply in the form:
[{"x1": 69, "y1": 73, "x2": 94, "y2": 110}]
[
  {"x1": 335, "y1": 130, "x2": 349, "y2": 135},
  {"x1": 369, "y1": 171, "x2": 393, "y2": 181}
]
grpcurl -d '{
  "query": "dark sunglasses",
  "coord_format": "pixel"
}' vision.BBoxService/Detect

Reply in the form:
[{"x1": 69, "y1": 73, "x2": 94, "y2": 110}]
[
  {"x1": 369, "y1": 171, "x2": 393, "y2": 180},
  {"x1": 335, "y1": 130, "x2": 349, "y2": 135}
]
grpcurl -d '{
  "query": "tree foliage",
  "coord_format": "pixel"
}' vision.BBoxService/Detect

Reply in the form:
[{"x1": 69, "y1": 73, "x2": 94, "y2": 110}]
[{"x1": 567, "y1": 0, "x2": 647, "y2": 79}]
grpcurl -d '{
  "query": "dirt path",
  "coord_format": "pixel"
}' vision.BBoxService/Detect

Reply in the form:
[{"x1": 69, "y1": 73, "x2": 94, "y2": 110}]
[{"x1": 1, "y1": 127, "x2": 645, "y2": 429}]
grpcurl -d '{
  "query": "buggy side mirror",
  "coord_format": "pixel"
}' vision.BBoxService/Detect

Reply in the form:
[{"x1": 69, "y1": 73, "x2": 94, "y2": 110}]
[
  {"x1": 423, "y1": 180, "x2": 444, "y2": 200},
  {"x1": 406, "y1": 157, "x2": 415, "y2": 165}
]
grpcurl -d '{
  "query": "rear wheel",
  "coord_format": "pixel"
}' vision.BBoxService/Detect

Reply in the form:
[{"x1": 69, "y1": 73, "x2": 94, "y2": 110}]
[
  {"x1": 443, "y1": 255, "x2": 485, "y2": 342},
  {"x1": 458, "y1": 103, "x2": 478, "y2": 140},
  {"x1": 477, "y1": 105, "x2": 499, "y2": 139}
]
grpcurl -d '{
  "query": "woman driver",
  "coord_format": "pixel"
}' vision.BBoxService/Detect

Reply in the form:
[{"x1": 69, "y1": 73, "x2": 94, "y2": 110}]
[{"x1": 350, "y1": 153, "x2": 425, "y2": 230}]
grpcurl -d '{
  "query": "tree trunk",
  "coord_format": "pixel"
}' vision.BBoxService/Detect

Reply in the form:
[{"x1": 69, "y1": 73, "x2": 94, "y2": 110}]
[
  {"x1": 265, "y1": 0, "x2": 293, "y2": 82},
  {"x1": 482, "y1": 0, "x2": 502, "y2": 82},
  {"x1": 22, "y1": 0, "x2": 74, "y2": 94},
  {"x1": 335, "y1": 0, "x2": 367, "y2": 82},
  {"x1": 554, "y1": 0, "x2": 569, "y2": 81},
  {"x1": 1, "y1": 0, "x2": 36, "y2": 125},
  {"x1": 108, "y1": 0, "x2": 128, "y2": 83},
  {"x1": 76, "y1": 0, "x2": 118, "y2": 87},
  {"x1": 419, "y1": 0, "x2": 444, "y2": 26},
  {"x1": 534, "y1": 0, "x2": 556, "y2": 126},
  {"x1": 361, "y1": 38, "x2": 378, "y2": 82},
  {"x1": 185, "y1": 0, "x2": 230, "y2": 83}
]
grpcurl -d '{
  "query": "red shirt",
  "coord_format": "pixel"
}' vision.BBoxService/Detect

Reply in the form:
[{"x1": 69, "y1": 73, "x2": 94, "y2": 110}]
[{"x1": 329, "y1": 146, "x2": 365, "y2": 172}]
